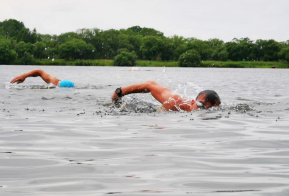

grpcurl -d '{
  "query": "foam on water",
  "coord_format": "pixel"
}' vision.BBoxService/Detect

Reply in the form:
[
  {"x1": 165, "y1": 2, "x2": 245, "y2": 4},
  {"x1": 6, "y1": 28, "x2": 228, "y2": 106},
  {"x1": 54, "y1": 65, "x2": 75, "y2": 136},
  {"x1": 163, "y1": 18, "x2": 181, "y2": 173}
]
[
  {"x1": 5, "y1": 82, "x2": 56, "y2": 89},
  {"x1": 108, "y1": 95, "x2": 161, "y2": 114}
]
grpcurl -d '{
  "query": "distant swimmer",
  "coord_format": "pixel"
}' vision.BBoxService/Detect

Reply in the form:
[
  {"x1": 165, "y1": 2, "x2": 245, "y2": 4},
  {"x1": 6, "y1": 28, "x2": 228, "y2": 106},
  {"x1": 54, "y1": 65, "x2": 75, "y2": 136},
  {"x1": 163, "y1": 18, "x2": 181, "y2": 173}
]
[
  {"x1": 111, "y1": 81, "x2": 221, "y2": 111},
  {"x1": 10, "y1": 69, "x2": 75, "y2": 88}
]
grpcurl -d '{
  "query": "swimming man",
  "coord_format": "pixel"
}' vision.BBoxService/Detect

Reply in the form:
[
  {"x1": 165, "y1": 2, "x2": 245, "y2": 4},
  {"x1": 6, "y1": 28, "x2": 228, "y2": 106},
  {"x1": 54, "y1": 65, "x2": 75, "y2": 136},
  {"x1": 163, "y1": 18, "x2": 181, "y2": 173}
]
[
  {"x1": 112, "y1": 81, "x2": 221, "y2": 111},
  {"x1": 10, "y1": 69, "x2": 75, "y2": 87}
]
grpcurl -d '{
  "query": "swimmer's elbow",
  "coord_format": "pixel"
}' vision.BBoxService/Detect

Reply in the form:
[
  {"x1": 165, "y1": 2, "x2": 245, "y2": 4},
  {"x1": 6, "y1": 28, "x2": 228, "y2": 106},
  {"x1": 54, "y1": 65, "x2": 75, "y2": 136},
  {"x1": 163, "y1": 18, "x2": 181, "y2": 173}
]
[
  {"x1": 145, "y1": 81, "x2": 157, "y2": 85},
  {"x1": 29, "y1": 69, "x2": 44, "y2": 77},
  {"x1": 144, "y1": 81, "x2": 158, "y2": 89}
]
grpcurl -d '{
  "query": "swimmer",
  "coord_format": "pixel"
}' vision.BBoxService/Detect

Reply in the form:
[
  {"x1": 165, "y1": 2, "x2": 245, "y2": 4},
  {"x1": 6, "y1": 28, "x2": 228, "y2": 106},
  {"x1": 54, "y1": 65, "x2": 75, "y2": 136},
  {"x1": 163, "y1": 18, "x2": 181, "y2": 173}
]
[
  {"x1": 10, "y1": 69, "x2": 75, "y2": 87},
  {"x1": 111, "y1": 81, "x2": 221, "y2": 111}
]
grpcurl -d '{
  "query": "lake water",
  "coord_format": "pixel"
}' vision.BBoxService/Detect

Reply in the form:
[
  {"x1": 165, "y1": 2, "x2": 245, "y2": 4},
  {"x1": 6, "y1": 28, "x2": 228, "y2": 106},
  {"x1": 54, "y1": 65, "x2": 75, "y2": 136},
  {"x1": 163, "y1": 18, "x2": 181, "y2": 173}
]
[{"x1": 0, "y1": 65, "x2": 289, "y2": 196}]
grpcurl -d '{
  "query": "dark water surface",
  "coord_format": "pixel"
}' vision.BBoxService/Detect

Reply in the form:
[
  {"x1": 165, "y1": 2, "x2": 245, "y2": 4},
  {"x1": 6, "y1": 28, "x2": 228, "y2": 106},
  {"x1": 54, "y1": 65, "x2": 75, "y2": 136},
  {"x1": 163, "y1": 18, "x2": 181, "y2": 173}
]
[{"x1": 0, "y1": 65, "x2": 289, "y2": 196}]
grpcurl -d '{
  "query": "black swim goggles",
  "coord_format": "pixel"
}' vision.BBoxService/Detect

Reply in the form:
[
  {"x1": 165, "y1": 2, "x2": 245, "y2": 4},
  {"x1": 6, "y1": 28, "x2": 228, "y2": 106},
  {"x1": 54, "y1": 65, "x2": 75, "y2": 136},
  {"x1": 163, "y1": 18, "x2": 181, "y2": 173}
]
[{"x1": 196, "y1": 101, "x2": 206, "y2": 109}]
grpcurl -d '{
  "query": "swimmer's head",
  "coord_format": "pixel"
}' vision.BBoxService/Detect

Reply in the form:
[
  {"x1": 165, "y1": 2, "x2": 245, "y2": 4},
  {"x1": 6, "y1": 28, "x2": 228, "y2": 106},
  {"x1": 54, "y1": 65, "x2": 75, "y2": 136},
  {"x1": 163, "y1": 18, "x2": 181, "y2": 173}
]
[
  {"x1": 196, "y1": 90, "x2": 221, "y2": 108},
  {"x1": 59, "y1": 80, "x2": 75, "y2": 88}
]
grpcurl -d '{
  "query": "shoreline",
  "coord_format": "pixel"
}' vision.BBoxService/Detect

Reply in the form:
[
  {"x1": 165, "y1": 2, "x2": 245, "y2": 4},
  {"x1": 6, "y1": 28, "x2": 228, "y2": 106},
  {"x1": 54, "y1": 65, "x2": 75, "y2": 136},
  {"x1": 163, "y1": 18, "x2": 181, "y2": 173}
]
[{"x1": 2, "y1": 59, "x2": 289, "y2": 68}]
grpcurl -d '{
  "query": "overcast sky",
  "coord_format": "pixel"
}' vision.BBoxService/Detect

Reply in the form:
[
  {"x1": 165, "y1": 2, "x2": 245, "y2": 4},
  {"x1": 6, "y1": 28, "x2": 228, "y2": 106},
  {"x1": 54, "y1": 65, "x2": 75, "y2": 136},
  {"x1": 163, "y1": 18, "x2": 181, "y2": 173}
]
[{"x1": 1, "y1": 0, "x2": 288, "y2": 42}]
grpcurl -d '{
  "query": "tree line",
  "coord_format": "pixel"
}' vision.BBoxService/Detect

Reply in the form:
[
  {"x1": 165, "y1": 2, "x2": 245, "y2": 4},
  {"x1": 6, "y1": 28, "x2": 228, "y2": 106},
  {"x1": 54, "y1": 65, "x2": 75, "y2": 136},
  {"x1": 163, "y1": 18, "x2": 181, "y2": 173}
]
[{"x1": 0, "y1": 19, "x2": 289, "y2": 66}]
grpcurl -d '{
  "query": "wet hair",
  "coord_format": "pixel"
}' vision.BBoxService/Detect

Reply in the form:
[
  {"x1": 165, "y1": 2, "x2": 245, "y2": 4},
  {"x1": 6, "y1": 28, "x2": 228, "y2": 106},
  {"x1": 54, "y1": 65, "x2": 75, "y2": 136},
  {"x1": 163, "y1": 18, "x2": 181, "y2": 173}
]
[{"x1": 196, "y1": 90, "x2": 221, "y2": 106}]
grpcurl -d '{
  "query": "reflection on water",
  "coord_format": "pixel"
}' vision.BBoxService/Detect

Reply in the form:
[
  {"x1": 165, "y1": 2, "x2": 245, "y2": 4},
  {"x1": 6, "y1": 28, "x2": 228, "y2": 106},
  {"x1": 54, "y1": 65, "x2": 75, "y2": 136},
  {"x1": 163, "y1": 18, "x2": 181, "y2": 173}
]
[{"x1": 0, "y1": 66, "x2": 289, "y2": 195}]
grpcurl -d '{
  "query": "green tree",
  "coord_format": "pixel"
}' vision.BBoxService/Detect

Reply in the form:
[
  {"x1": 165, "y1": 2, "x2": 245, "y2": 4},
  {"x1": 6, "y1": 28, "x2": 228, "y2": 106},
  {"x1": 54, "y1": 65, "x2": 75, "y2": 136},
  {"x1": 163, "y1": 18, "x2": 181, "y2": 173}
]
[
  {"x1": 15, "y1": 41, "x2": 35, "y2": 58},
  {"x1": 34, "y1": 41, "x2": 46, "y2": 59},
  {"x1": 173, "y1": 43, "x2": 187, "y2": 61},
  {"x1": 99, "y1": 29, "x2": 134, "y2": 59},
  {"x1": 117, "y1": 34, "x2": 134, "y2": 52},
  {"x1": 218, "y1": 50, "x2": 229, "y2": 61},
  {"x1": 59, "y1": 39, "x2": 95, "y2": 60},
  {"x1": 256, "y1": 39, "x2": 281, "y2": 61},
  {"x1": 81, "y1": 28, "x2": 104, "y2": 59},
  {"x1": 237, "y1": 38, "x2": 255, "y2": 60},
  {"x1": 207, "y1": 38, "x2": 225, "y2": 60},
  {"x1": 127, "y1": 26, "x2": 143, "y2": 34},
  {"x1": 14, "y1": 41, "x2": 35, "y2": 64},
  {"x1": 141, "y1": 27, "x2": 163, "y2": 37},
  {"x1": 128, "y1": 35, "x2": 143, "y2": 59},
  {"x1": 141, "y1": 36, "x2": 163, "y2": 60},
  {"x1": 160, "y1": 37, "x2": 174, "y2": 61},
  {"x1": 117, "y1": 48, "x2": 129, "y2": 54},
  {"x1": 187, "y1": 39, "x2": 212, "y2": 60},
  {"x1": 0, "y1": 19, "x2": 25, "y2": 38},
  {"x1": 178, "y1": 49, "x2": 201, "y2": 67},
  {"x1": 19, "y1": 51, "x2": 34, "y2": 65},
  {"x1": 16, "y1": 28, "x2": 38, "y2": 43},
  {"x1": 44, "y1": 47, "x2": 59, "y2": 60},
  {"x1": 38, "y1": 34, "x2": 59, "y2": 59},
  {"x1": 225, "y1": 41, "x2": 239, "y2": 61},
  {"x1": 207, "y1": 38, "x2": 224, "y2": 48},
  {"x1": 3, "y1": 18, "x2": 289, "y2": 63},
  {"x1": 279, "y1": 47, "x2": 289, "y2": 63},
  {"x1": 0, "y1": 27, "x2": 5, "y2": 38},
  {"x1": 225, "y1": 38, "x2": 255, "y2": 61},
  {"x1": 114, "y1": 51, "x2": 137, "y2": 66},
  {"x1": 57, "y1": 32, "x2": 80, "y2": 44},
  {"x1": 0, "y1": 38, "x2": 17, "y2": 64},
  {"x1": 170, "y1": 35, "x2": 187, "y2": 60},
  {"x1": 128, "y1": 26, "x2": 164, "y2": 37},
  {"x1": 99, "y1": 29, "x2": 120, "y2": 59}
]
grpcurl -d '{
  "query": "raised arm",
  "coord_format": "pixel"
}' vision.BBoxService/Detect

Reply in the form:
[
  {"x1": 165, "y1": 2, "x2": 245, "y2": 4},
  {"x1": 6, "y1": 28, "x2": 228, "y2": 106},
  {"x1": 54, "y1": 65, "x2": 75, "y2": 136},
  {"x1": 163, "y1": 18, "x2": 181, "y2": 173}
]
[
  {"x1": 112, "y1": 81, "x2": 194, "y2": 111},
  {"x1": 10, "y1": 69, "x2": 61, "y2": 86}
]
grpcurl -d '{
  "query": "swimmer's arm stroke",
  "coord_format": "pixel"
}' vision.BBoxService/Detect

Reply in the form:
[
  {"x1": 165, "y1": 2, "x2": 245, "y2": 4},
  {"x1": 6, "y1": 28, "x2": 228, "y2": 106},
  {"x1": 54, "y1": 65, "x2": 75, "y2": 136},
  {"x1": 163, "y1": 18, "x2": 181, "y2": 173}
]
[
  {"x1": 10, "y1": 69, "x2": 60, "y2": 86},
  {"x1": 112, "y1": 81, "x2": 192, "y2": 111}
]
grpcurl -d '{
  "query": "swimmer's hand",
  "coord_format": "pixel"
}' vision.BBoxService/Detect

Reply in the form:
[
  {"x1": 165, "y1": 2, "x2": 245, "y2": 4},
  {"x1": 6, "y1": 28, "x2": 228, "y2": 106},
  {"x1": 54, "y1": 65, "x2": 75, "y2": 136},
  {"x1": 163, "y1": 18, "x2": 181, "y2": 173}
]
[
  {"x1": 10, "y1": 74, "x2": 27, "y2": 84},
  {"x1": 111, "y1": 91, "x2": 121, "y2": 102},
  {"x1": 111, "y1": 91, "x2": 123, "y2": 107}
]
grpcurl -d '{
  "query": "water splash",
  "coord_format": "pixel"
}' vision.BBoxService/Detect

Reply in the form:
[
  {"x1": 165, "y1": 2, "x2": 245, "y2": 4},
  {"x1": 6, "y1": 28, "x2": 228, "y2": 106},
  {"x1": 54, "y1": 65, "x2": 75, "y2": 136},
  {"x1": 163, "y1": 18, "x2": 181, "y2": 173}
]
[
  {"x1": 111, "y1": 95, "x2": 160, "y2": 114},
  {"x1": 173, "y1": 82, "x2": 204, "y2": 100},
  {"x1": 162, "y1": 67, "x2": 172, "y2": 86},
  {"x1": 5, "y1": 82, "x2": 56, "y2": 89}
]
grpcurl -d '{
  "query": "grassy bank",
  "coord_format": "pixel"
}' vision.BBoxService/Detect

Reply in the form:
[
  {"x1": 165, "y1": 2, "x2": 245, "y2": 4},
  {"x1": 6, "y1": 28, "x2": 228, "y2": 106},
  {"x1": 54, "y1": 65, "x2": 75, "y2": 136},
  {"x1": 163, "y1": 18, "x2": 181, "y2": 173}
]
[
  {"x1": 20, "y1": 59, "x2": 289, "y2": 68},
  {"x1": 136, "y1": 60, "x2": 289, "y2": 68},
  {"x1": 136, "y1": 61, "x2": 178, "y2": 67},
  {"x1": 32, "y1": 59, "x2": 114, "y2": 66},
  {"x1": 201, "y1": 61, "x2": 289, "y2": 68}
]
